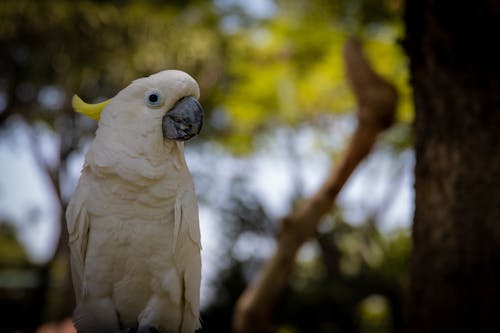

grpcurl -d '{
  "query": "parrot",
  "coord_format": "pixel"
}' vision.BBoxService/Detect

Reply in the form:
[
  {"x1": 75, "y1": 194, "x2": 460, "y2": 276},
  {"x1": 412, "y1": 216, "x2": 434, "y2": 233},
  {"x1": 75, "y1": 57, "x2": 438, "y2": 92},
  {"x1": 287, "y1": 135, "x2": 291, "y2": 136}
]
[{"x1": 65, "y1": 70, "x2": 203, "y2": 333}]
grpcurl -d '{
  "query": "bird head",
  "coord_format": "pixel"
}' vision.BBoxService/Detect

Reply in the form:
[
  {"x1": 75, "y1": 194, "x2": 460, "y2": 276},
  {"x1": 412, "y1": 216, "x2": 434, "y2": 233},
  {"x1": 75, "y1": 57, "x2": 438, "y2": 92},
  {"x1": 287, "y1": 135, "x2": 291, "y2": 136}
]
[{"x1": 72, "y1": 70, "x2": 203, "y2": 142}]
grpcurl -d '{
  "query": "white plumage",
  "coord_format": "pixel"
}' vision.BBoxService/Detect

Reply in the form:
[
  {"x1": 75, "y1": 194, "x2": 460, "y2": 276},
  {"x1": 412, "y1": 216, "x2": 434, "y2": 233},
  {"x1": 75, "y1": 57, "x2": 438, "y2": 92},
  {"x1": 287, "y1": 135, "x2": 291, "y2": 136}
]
[{"x1": 66, "y1": 70, "x2": 202, "y2": 333}]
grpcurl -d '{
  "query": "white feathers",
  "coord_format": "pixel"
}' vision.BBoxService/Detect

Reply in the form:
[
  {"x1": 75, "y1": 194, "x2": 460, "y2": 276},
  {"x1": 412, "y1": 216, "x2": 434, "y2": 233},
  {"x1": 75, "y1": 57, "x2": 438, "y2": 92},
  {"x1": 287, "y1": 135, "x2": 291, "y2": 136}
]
[{"x1": 66, "y1": 70, "x2": 202, "y2": 333}]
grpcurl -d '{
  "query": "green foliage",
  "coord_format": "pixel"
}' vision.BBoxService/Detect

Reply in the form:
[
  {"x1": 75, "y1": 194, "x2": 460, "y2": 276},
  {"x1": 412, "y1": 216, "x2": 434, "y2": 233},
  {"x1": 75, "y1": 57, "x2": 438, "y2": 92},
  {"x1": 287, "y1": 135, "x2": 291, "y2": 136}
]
[
  {"x1": 217, "y1": 0, "x2": 412, "y2": 153},
  {"x1": 0, "y1": 1, "x2": 413, "y2": 331},
  {"x1": 0, "y1": 223, "x2": 30, "y2": 267},
  {"x1": 0, "y1": 0, "x2": 224, "y2": 125},
  {"x1": 0, "y1": 0, "x2": 411, "y2": 151},
  {"x1": 0, "y1": 223, "x2": 46, "y2": 332},
  {"x1": 278, "y1": 216, "x2": 410, "y2": 333}
]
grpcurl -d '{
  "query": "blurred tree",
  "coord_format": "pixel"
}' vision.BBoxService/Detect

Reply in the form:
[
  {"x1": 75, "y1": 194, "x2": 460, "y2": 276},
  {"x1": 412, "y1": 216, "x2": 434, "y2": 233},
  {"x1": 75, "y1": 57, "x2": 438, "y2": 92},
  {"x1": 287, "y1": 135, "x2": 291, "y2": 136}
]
[
  {"x1": 198, "y1": 191, "x2": 410, "y2": 333},
  {"x1": 218, "y1": 0, "x2": 411, "y2": 153},
  {"x1": 0, "y1": 222, "x2": 46, "y2": 332},
  {"x1": 0, "y1": 0, "x2": 413, "y2": 331},
  {"x1": 198, "y1": 174, "x2": 274, "y2": 333},
  {"x1": 232, "y1": 36, "x2": 400, "y2": 333},
  {"x1": 279, "y1": 218, "x2": 410, "y2": 333},
  {"x1": 404, "y1": 0, "x2": 500, "y2": 332},
  {"x1": 0, "y1": 0, "x2": 225, "y2": 323}
]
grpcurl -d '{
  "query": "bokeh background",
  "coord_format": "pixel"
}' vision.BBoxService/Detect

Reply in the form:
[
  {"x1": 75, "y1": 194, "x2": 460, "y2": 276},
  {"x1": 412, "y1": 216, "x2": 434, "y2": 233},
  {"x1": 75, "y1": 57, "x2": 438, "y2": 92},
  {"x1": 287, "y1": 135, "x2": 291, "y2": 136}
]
[{"x1": 0, "y1": 1, "x2": 413, "y2": 332}]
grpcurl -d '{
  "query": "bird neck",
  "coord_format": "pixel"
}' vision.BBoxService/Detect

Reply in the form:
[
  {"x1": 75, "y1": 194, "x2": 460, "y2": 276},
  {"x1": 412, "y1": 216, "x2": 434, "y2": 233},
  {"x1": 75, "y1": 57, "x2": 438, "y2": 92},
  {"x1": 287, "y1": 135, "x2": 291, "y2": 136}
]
[{"x1": 85, "y1": 132, "x2": 188, "y2": 184}]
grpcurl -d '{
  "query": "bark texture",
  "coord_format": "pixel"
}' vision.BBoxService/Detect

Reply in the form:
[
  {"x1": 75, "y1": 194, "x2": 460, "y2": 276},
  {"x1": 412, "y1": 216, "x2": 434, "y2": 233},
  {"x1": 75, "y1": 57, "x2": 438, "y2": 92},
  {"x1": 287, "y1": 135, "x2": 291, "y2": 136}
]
[
  {"x1": 232, "y1": 39, "x2": 397, "y2": 333},
  {"x1": 404, "y1": 1, "x2": 500, "y2": 332}
]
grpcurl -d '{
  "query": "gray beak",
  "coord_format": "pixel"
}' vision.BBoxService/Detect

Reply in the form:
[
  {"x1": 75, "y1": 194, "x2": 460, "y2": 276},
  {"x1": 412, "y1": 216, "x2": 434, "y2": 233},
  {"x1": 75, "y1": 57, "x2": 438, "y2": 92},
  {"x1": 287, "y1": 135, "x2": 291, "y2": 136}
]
[{"x1": 162, "y1": 96, "x2": 203, "y2": 141}]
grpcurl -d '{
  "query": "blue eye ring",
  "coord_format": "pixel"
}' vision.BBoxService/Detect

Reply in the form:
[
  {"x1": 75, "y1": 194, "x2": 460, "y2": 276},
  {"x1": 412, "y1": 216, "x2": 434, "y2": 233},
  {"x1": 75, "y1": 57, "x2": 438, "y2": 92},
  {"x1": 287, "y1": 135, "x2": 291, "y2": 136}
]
[{"x1": 144, "y1": 89, "x2": 164, "y2": 108}]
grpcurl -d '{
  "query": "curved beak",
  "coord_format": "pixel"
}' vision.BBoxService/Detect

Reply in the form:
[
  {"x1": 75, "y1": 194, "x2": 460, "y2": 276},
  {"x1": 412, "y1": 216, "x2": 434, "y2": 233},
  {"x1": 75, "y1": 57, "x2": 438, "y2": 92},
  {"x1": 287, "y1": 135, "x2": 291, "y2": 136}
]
[{"x1": 162, "y1": 96, "x2": 203, "y2": 141}]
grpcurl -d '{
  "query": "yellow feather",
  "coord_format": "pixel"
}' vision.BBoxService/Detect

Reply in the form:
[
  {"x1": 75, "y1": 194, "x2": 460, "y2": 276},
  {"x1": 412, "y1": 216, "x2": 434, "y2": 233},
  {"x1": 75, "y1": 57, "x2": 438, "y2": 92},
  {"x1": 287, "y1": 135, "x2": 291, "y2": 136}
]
[{"x1": 72, "y1": 95, "x2": 110, "y2": 120}]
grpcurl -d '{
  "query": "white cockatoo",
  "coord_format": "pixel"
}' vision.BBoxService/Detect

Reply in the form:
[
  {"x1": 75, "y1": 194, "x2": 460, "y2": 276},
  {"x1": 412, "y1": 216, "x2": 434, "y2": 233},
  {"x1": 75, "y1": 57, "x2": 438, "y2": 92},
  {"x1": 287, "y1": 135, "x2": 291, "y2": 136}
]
[{"x1": 66, "y1": 70, "x2": 203, "y2": 333}]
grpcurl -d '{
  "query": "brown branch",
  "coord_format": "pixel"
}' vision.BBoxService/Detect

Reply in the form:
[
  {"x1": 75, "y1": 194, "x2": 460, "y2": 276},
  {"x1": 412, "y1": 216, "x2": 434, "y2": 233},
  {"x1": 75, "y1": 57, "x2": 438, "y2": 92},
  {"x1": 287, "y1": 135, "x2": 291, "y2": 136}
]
[{"x1": 232, "y1": 38, "x2": 398, "y2": 333}]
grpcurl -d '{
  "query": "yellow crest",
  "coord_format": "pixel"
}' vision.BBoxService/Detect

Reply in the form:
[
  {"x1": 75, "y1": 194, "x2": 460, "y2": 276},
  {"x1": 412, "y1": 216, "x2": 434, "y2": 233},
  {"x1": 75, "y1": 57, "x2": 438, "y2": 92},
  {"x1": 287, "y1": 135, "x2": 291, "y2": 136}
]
[{"x1": 72, "y1": 95, "x2": 110, "y2": 120}]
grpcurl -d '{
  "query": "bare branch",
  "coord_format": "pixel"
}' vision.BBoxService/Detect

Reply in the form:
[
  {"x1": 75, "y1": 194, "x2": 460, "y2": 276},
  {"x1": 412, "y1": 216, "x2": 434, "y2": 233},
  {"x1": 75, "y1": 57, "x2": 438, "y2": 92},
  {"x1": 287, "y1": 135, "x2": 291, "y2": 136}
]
[{"x1": 232, "y1": 38, "x2": 398, "y2": 333}]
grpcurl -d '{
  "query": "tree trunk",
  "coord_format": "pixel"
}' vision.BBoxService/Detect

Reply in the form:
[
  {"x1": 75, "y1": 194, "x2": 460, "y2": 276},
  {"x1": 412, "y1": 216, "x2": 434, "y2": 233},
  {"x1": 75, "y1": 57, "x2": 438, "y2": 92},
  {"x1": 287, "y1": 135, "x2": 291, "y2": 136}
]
[{"x1": 404, "y1": 1, "x2": 500, "y2": 332}]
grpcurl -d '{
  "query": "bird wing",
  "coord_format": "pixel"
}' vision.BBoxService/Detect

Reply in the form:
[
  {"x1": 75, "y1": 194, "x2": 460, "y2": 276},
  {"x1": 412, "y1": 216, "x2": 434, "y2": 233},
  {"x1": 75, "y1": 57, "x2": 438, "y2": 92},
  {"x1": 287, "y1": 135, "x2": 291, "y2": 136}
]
[
  {"x1": 65, "y1": 179, "x2": 91, "y2": 304},
  {"x1": 174, "y1": 189, "x2": 202, "y2": 332}
]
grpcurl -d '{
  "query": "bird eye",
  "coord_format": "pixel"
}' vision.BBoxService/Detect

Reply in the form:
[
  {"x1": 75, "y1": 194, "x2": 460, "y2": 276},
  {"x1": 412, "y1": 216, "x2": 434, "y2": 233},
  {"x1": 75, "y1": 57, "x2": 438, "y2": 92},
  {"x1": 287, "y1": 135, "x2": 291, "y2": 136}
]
[{"x1": 144, "y1": 89, "x2": 164, "y2": 108}]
